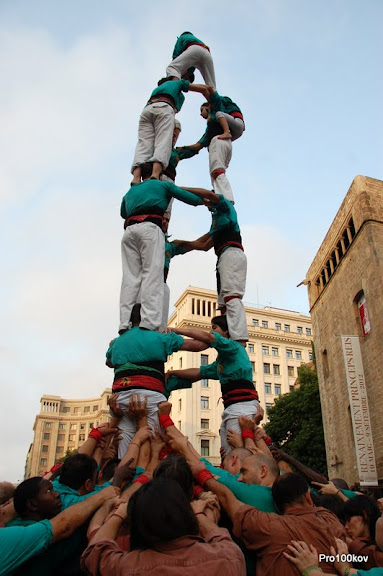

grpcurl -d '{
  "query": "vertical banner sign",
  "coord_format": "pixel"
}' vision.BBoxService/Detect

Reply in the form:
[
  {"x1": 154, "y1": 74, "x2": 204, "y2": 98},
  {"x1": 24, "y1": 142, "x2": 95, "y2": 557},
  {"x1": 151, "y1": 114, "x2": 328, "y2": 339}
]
[
  {"x1": 358, "y1": 295, "x2": 371, "y2": 336},
  {"x1": 341, "y1": 336, "x2": 378, "y2": 486}
]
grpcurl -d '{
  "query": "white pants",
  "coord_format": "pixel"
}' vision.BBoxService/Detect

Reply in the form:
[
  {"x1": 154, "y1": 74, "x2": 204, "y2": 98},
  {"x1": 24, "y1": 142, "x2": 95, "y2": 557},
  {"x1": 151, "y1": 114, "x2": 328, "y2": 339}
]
[
  {"x1": 217, "y1": 248, "x2": 248, "y2": 341},
  {"x1": 131, "y1": 103, "x2": 175, "y2": 171},
  {"x1": 220, "y1": 399, "x2": 260, "y2": 454},
  {"x1": 166, "y1": 45, "x2": 216, "y2": 89},
  {"x1": 215, "y1": 112, "x2": 245, "y2": 141},
  {"x1": 115, "y1": 389, "x2": 167, "y2": 459},
  {"x1": 161, "y1": 282, "x2": 170, "y2": 332},
  {"x1": 209, "y1": 136, "x2": 234, "y2": 203},
  {"x1": 120, "y1": 222, "x2": 164, "y2": 331}
]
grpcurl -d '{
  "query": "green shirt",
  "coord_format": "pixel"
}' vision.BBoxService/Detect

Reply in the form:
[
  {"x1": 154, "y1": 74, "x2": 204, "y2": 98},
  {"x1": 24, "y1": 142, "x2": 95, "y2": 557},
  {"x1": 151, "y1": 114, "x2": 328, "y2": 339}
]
[
  {"x1": 120, "y1": 179, "x2": 202, "y2": 220},
  {"x1": 202, "y1": 459, "x2": 277, "y2": 512},
  {"x1": 106, "y1": 327, "x2": 184, "y2": 372},
  {"x1": 210, "y1": 90, "x2": 242, "y2": 116},
  {"x1": 150, "y1": 79, "x2": 189, "y2": 112},
  {"x1": 172, "y1": 33, "x2": 206, "y2": 59},
  {"x1": 199, "y1": 332, "x2": 253, "y2": 385},
  {"x1": 209, "y1": 195, "x2": 240, "y2": 238},
  {"x1": 51, "y1": 479, "x2": 109, "y2": 511},
  {"x1": 0, "y1": 520, "x2": 53, "y2": 576},
  {"x1": 165, "y1": 239, "x2": 185, "y2": 271}
]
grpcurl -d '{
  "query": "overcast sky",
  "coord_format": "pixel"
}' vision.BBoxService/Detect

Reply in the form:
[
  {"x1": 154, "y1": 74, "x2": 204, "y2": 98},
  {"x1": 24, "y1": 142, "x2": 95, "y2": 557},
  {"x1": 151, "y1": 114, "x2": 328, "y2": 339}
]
[{"x1": 1, "y1": 0, "x2": 382, "y2": 482}]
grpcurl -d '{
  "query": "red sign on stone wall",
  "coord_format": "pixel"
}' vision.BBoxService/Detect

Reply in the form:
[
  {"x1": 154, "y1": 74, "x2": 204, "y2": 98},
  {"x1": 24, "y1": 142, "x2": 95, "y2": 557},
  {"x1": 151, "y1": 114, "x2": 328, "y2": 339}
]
[{"x1": 358, "y1": 296, "x2": 371, "y2": 337}]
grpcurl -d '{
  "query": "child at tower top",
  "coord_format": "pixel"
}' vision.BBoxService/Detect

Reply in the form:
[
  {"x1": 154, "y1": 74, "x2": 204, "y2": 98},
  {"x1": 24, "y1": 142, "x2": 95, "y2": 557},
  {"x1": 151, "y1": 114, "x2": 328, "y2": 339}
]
[
  {"x1": 131, "y1": 74, "x2": 209, "y2": 184},
  {"x1": 166, "y1": 32, "x2": 216, "y2": 90}
]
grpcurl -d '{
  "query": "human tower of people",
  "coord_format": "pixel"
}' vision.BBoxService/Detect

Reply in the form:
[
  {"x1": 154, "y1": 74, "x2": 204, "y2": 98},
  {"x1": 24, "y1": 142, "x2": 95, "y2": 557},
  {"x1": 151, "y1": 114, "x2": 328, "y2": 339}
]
[
  {"x1": 106, "y1": 30, "x2": 260, "y2": 457},
  {"x1": 2, "y1": 32, "x2": 383, "y2": 576}
]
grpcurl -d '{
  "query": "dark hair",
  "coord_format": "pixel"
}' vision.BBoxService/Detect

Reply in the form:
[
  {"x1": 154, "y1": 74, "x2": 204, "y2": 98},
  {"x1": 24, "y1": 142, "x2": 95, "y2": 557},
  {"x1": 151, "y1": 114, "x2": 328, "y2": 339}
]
[
  {"x1": 140, "y1": 162, "x2": 154, "y2": 180},
  {"x1": 272, "y1": 473, "x2": 309, "y2": 513},
  {"x1": 180, "y1": 31, "x2": 193, "y2": 36},
  {"x1": 317, "y1": 493, "x2": 345, "y2": 520},
  {"x1": 201, "y1": 102, "x2": 210, "y2": 109},
  {"x1": 157, "y1": 77, "x2": 169, "y2": 86},
  {"x1": 14, "y1": 477, "x2": 43, "y2": 516},
  {"x1": 211, "y1": 315, "x2": 229, "y2": 334},
  {"x1": 127, "y1": 479, "x2": 198, "y2": 549},
  {"x1": 100, "y1": 458, "x2": 120, "y2": 483},
  {"x1": 153, "y1": 454, "x2": 194, "y2": 500},
  {"x1": 342, "y1": 495, "x2": 381, "y2": 539},
  {"x1": 130, "y1": 303, "x2": 141, "y2": 326},
  {"x1": 59, "y1": 454, "x2": 97, "y2": 490},
  {"x1": 330, "y1": 477, "x2": 350, "y2": 491}
]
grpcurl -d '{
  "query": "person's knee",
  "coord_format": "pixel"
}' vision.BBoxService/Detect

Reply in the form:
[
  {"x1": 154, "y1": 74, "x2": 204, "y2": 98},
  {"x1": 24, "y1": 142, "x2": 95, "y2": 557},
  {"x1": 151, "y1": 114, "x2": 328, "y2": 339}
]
[{"x1": 211, "y1": 168, "x2": 226, "y2": 180}]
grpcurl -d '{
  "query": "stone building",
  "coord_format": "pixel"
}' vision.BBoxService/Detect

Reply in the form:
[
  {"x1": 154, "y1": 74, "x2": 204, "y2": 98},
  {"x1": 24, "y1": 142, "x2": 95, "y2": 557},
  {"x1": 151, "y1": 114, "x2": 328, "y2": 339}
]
[
  {"x1": 25, "y1": 389, "x2": 111, "y2": 478},
  {"x1": 166, "y1": 286, "x2": 312, "y2": 465},
  {"x1": 306, "y1": 175, "x2": 383, "y2": 486}
]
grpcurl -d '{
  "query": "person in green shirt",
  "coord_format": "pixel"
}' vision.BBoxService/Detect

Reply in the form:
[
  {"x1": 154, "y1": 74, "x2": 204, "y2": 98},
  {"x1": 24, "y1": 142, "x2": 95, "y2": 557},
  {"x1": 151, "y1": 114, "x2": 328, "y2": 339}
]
[
  {"x1": 166, "y1": 32, "x2": 216, "y2": 90},
  {"x1": 131, "y1": 76, "x2": 209, "y2": 183}
]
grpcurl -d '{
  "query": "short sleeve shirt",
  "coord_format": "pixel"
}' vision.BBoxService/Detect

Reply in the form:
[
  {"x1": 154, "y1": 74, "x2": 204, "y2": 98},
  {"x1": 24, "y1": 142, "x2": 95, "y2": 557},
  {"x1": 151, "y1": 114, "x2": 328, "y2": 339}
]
[
  {"x1": 199, "y1": 332, "x2": 253, "y2": 384},
  {"x1": 0, "y1": 520, "x2": 53, "y2": 575}
]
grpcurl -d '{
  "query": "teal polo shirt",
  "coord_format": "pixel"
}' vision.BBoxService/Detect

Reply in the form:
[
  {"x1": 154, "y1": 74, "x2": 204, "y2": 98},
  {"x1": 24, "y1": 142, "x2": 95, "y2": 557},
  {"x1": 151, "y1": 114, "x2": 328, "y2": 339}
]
[
  {"x1": 202, "y1": 459, "x2": 277, "y2": 512},
  {"x1": 210, "y1": 91, "x2": 242, "y2": 116},
  {"x1": 199, "y1": 332, "x2": 253, "y2": 385},
  {"x1": 107, "y1": 327, "x2": 184, "y2": 375},
  {"x1": 0, "y1": 520, "x2": 53, "y2": 575},
  {"x1": 165, "y1": 240, "x2": 185, "y2": 271},
  {"x1": 120, "y1": 179, "x2": 202, "y2": 220},
  {"x1": 209, "y1": 195, "x2": 240, "y2": 238},
  {"x1": 150, "y1": 79, "x2": 189, "y2": 112},
  {"x1": 172, "y1": 33, "x2": 206, "y2": 59}
]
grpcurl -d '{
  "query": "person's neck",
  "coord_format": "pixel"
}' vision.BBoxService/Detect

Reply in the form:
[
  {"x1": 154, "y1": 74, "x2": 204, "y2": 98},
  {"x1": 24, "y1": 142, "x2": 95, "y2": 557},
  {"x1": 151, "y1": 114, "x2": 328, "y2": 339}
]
[{"x1": 22, "y1": 511, "x2": 46, "y2": 522}]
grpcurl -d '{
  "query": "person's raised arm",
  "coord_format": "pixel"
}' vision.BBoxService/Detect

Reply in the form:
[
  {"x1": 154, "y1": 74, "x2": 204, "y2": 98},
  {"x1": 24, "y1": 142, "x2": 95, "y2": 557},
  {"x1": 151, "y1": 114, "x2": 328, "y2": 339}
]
[
  {"x1": 173, "y1": 326, "x2": 216, "y2": 345},
  {"x1": 177, "y1": 233, "x2": 213, "y2": 253},
  {"x1": 270, "y1": 447, "x2": 327, "y2": 485},
  {"x1": 180, "y1": 187, "x2": 219, "y2": 204},
  {"x1": 166, "y1": 367, "x2": 202, "y2": 382},
  {"x1": 188, "y1": 83, "x2": 212, "y2": 100},
  {"x1": 78, "y1": 424, "x2": 119, "y2": 458}
]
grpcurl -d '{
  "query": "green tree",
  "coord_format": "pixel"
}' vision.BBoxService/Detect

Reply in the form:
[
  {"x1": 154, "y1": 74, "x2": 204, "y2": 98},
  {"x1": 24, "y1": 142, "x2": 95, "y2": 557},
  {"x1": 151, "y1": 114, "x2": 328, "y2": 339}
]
[{"x1": 264, "y1": 363, "x2": 327, "y2": 476}]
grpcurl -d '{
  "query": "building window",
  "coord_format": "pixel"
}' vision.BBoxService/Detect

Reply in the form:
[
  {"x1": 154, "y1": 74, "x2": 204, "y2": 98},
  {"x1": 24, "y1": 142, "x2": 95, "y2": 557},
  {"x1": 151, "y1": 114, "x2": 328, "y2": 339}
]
[
  {"x1": 288, "y1": 366, "x2": 294, "y2": 377},
  {"x1": 296, "y1": 351, "x2": 302, "y2": 360},
  {"x1": 201, "y1": 396, "x2": 209, "y2": 410},
  {"x1": 201, "y1": 439, "x2": 210, "y2": 457},
  {"x1": 262, "y1": 345, "x2": 269, "y2": 355},
  {"x1": 178, "y1": 399, "x2": 182, "y2": 411},
  {"x1": 306, "y1": 328, "x2": 311, "y2": 336},
  {"x1": 248, "y1": 344, "x2": 254, "y2": 353},
  {"x1": 40, "y1": 458, "x2": 47, "y2": 467},
  {"x1": 284, "y1": 324, "x2": 290, "y2": 332},
  {"x1": 69, "y1": 434, "x2": 75, "y2": 442},
  {"x1": 84, "y1": 406, "x2": 90, "y2": 413},
  {"x1": 262, "y1": 321, "x2": 268, "y2": 329},
  {"x1": 271, "y1": 347, "x2": 278, "y2": 356},
  {"x1": 58, "y1": 423, "x2": 66, "y2": 430},
  {"x1": 273, "y1": 364, "x2": 280, "y2": 376},
  {"x1": 57, "y1": 434, "x2": 65, "y2": 442},
  {"x1": 179, "y1": 357, "x2": 183, "y2": 368},
  {"x1": 56, "y1": 446, "x2": 64, "y2": 454},
  {"x1": 42, "y1": 445, "x2": 48, "y2": 453},
  {"x1": 93, "y1": 405, "x2": 98, "y2": 412},
  {"x1": 275, "y1": 384, "x2": 281, "y2": 395},
  {"x1": 289, "y1": 385, "x2": 294, "y2": 393},
  {"x1": 308, "y1": 351, "x2": 313, "y2": 361},
  {"x1": 89, "y1": 422, "x2": 94, "y2": 429},
  {"x1": 264, "y1": 383, "x2": 271, "y2": 394},
  {"x1": 297, "y1": 326, "x2": 303, "y2": 334},
  {"x1": 263, "y1": 363, "x2": 270, "y2": 374},
  {"x1": 251, "y1": 361, "x2": 255, "y2": 373},
  {"x1": 265, "y1": 403, "x2": 273, "y2": 414},
  {"x1": 286, "y1": 349, "x2": 293, "y2": 358},
  {"x1": 201, "y1": 419, "x2": 209, "y2": 429},
  {"x1": 201, "y1": 354, "x2": 209, "y2": 387},
  {"x1": 74, "y1": 407, "x2": 80, "y2": 414},
  {"x1": 63, "y1": 407, "x2": 70, "y2": 413},
  {"x1": 44, "y1": 422, "x2": 51, "y2": 429},
  {"x1": 252, "y1": 319, "x2": 259, "y2": 326},
  {"x1": 43, "y1": 433, "x2": 50, "y2": 440},
  {"x1": 79, "y1": 434, "x2": 85, "y2": 441},
  {"x1": 80, "y1": 423, "x2": 86, "y2": 430},
  {"x1": 70, "y1": 424, "x2": 77, "y2": 430},
  {"x1": 275, "y1": 323, "x2": 281, "y2": 331}
]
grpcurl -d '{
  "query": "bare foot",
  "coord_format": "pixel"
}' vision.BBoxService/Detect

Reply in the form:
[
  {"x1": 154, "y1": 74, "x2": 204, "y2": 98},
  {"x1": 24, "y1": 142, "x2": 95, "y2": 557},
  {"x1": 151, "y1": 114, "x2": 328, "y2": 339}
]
[{"x1": 218, "y1": 131, "x2": 232, "y2": 140}]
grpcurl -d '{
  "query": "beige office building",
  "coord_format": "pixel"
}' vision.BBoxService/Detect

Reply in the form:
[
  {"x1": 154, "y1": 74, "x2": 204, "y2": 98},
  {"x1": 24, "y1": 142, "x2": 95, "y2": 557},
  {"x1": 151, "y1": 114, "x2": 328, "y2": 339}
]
[
  {"x1": 25, "y1": 389, "x2": 111, "y2": 478},
  {"x1": 306, "y1": 175, "x2": 383, "y2": 486},
  {"x1": 166, "y1": 286, "x2": 313, "y2": 465}
]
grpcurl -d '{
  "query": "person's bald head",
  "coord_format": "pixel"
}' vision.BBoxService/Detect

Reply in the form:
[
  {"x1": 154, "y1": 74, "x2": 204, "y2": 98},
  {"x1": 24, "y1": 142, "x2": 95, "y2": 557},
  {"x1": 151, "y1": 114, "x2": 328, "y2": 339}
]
[
  {"x1": 223, "y1": 448, "x2": 252, "y2": 475},
  {"x1": 238, "y1": 453, "x2": 280, "y2": 486}
]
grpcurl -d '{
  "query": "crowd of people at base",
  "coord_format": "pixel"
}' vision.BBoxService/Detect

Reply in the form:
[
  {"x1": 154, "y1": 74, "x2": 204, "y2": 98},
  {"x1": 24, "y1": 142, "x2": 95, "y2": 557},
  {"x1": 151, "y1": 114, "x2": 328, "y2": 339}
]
[{"x1": 1, "y1": 391, "x2": 383, "y2": 576}]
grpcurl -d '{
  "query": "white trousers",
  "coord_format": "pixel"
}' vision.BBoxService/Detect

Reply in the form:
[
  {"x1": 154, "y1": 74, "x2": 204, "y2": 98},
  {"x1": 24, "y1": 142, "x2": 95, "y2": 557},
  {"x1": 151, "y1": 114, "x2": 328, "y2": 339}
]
[
  {"x1": 131, "y1": 103, "x2": 175, "y2": 171},
  {"x1": 161, "y1": 282, "x2": 170, "y2": 332},
  {"x1": 209, "y1": 136, "x2": 234, "y2": 203},
  {"x1": 220, "y1": 400, "x2": 260, "y2": 453},
  {"x1": 115, "y1": 389, "x2": 167, "y2": 459},
  {"x1": 166, "y1": 45, "x2": 216, "y2": 90},
  {"x1": 120, "y1": 222, "x2": 164, "y2": 331},
  {"x1": 215, "y1": 112, "x2": 245, "y2": 141},
  {"x1": 217, "y1": 247, "x2": 248, "y2": 341}
]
